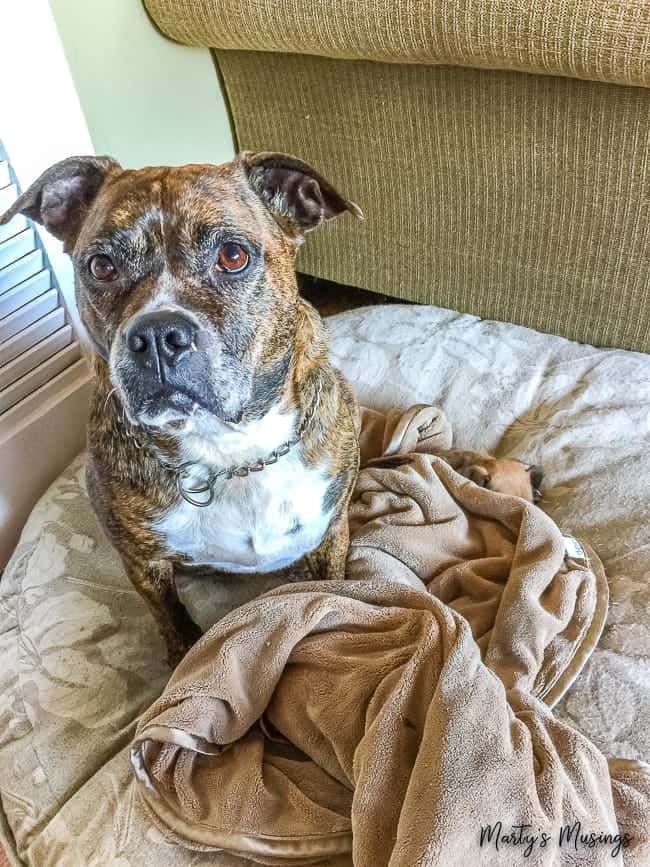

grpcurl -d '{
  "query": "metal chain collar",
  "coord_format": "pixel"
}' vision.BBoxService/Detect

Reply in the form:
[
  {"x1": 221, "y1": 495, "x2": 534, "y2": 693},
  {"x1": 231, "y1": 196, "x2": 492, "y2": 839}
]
[{"x1": 121, "y1": 379, "x2": 322, "y2": 507}]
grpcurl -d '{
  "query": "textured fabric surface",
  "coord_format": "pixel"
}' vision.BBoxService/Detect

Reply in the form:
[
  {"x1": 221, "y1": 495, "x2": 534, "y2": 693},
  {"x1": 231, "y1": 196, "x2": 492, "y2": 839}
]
[
  {"x1": 145, "y1": 0, "x2": 650, "y2": 90},
  {"x1": 0, "y1": 458, "x2": 243, "y2": 867},
  {"x1": 1, "y1": 304, "x2": 649, "y2": 864},
  {"x1": 131, "y1": 407, "x2": 644, "y2": 867},
  {"x1": 326, "y1": 305, "x2": 650, "y2": 760},
  {"x1": 216, "y1": 50, "x2": 650, "y2": 351}
]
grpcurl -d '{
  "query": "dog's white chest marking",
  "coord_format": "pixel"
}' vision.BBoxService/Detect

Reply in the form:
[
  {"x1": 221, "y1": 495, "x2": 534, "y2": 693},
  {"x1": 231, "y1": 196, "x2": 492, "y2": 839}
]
[{"x1": 153, "y1": 407, "x2": 333, "y2": 573}]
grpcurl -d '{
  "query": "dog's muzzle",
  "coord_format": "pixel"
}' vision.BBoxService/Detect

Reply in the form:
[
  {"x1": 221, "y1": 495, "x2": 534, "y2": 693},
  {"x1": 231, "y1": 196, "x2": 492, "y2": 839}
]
[{"x1": 118, "y1": 310, "x2": 216, "y2": 421}]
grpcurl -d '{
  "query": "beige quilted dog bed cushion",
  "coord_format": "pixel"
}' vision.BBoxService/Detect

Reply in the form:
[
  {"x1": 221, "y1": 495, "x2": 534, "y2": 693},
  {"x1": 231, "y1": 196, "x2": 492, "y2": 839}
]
[{"x1": 1, "y1": 304, "x2": 649, "y2": 865}]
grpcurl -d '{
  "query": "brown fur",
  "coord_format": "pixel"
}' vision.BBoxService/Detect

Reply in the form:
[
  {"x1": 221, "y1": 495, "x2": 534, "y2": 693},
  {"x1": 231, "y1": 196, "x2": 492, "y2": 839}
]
[
  {"x1": 1, "y1": 153, "x2": 364, "y2": 664},
  {"x1": 430, "y1": 449, "x2": 543, "y2": 502}
]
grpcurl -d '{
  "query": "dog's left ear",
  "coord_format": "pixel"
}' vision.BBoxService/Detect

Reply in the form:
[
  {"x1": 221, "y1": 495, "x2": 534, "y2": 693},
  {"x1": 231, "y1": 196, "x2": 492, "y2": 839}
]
[
  {"x1": 240, "y1": 151, "x2": 363, "y2": 237},
  {"x1": 0, "y1": 155, "x2": 121, "y2": 252}
]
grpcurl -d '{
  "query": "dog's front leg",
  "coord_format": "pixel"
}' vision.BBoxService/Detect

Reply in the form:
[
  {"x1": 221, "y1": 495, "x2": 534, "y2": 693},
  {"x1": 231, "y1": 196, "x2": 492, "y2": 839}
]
[
  {"x1": 125, "y1": 556, "x2": 202, "y2": 667},
  {"x1": 306, "y1": 511, "x2": 350, "y2": 580}
]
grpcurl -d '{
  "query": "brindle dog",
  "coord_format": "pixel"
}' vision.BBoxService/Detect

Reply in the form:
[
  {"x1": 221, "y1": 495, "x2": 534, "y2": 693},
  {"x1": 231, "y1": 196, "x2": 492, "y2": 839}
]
[{"x1": 1, "y1": 153, "x2": 541, "y2": 665}]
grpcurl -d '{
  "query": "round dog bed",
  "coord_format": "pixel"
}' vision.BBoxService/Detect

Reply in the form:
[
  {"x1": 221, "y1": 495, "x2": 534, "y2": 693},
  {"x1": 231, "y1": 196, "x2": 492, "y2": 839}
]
[{"x1": 1, "y1": 304, "x2": 648, "y2": 865}]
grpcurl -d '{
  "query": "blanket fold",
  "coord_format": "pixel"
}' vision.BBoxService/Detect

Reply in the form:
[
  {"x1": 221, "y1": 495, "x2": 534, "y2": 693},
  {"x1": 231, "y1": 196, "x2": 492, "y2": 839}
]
[{"x1": 132, "y1": 406, "x2": 649, "y2": 865}]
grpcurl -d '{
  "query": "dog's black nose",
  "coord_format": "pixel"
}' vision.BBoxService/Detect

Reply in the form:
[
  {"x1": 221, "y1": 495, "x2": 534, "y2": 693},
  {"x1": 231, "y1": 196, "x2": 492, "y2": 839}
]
[{"x1": 125, "y1": 311, "x2": 197, "y2": 371}]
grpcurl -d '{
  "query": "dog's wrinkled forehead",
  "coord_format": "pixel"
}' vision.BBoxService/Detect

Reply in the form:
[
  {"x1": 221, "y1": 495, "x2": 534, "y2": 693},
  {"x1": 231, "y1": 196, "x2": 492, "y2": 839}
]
[{"x1": 81, "y1": 163, "x2": 283, "y2": 260}]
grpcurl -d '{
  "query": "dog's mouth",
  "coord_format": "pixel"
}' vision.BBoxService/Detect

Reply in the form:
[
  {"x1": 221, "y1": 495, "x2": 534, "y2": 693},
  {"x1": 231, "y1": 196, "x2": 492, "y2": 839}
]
[
  {"x1": 126, "y1": 390, "x2": 199, "y2": 430},
  {"x1": 145, "y1": 388, "x2": 198, "y2": 413},
  {"x1": 122, "y1": 385, "x2": 242, "y2": 432},
  {"x1": 143, "y1": 389, "x2": 199, "y2": 424},
  {"x1": 109, "y1": 322, "x2": 252, "y2": 431}
]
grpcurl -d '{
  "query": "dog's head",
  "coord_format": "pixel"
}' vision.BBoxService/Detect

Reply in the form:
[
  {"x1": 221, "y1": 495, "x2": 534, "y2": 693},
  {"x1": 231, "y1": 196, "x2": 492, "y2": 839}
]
[{"x1": 0, "y1": 153, "x2": 361, "y2": 429}]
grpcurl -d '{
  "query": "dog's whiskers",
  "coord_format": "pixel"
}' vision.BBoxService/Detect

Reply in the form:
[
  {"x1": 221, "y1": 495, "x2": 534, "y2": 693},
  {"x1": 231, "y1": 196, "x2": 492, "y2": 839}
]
[{"x1": 103, "y1": 387, "x2": 118, "y2": 412}]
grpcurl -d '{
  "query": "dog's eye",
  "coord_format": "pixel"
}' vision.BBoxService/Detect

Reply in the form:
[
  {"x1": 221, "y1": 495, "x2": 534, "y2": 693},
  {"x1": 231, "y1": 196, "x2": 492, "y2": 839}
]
[
  {"x1": 215, "y1": 242, "x2": 249, "y2": 274},
  {"x1": 89, "y1": 254, "x2": 118, "y2": 282}
]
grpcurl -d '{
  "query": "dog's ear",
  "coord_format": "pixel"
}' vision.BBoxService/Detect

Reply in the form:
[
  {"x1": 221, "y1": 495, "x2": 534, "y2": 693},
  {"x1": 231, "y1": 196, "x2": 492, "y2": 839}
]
[
  {"x1": 240, "y1": 151, "x2": 363, "y2": 237},
  {"x1": 0, "y1": 155, "x2": 121, "y2": 252}
]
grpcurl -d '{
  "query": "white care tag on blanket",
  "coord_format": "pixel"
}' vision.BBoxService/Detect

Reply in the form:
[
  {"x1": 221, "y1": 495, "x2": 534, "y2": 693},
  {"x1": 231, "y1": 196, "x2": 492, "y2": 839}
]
[{"x1": 563, "y1": 535, "x2": 588, "y2": 564}]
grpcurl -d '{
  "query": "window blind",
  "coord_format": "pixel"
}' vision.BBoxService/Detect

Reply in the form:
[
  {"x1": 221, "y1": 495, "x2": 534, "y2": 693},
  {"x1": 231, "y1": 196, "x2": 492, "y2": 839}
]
[{"x1": 0, "y1": 142, "x2": 81, "y2": 417}]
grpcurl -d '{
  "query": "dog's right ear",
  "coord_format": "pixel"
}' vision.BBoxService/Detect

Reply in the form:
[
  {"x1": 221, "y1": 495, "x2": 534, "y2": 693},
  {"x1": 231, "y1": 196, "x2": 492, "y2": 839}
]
[
  {"x1": 0, "y1": 155, "x2": 121, "y2": 252},
  {"x1": 240, "y1": 151, "x2": 363, "y2": 239}
]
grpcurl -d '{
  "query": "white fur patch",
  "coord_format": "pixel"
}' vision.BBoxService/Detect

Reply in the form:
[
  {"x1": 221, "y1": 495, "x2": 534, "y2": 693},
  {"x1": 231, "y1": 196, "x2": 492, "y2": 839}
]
[{"x1": 153, "y1": 405, "x2": 333, "y2": 573}]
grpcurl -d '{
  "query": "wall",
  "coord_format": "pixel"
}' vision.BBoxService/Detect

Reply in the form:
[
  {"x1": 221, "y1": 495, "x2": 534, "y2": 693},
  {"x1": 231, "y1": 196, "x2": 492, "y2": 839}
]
[{"x1": 49, "y1": 0, "x2": 235, "y2": 168}]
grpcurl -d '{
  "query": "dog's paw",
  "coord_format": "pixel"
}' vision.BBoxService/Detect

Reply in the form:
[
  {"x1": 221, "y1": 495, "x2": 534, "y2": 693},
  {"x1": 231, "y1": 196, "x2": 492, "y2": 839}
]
[{"x1": 467, "y1": 459, "x2": 543, "y2": 503}]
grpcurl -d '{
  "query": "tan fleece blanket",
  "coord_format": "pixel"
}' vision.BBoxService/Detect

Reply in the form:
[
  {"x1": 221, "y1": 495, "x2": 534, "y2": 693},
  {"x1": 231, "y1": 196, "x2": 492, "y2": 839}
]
[{"x1": 131, "y1": 406, "x2": 650, "y2": 866}]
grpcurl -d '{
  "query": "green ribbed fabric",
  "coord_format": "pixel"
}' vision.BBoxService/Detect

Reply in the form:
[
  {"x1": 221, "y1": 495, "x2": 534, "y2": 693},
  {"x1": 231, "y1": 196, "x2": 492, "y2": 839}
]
[
  {"x1": 146, "y1": 0, "x2": 650, "y2": 90},
  {"x1": 216, "y1": 50, "x2": 650, "y2": 350}
]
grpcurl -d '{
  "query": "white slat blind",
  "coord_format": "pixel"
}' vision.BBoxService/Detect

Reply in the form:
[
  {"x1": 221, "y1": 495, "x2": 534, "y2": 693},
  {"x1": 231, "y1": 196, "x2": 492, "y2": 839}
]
[{"x1": 0, "y1": 142, "x2": 82, "y2": 417}]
